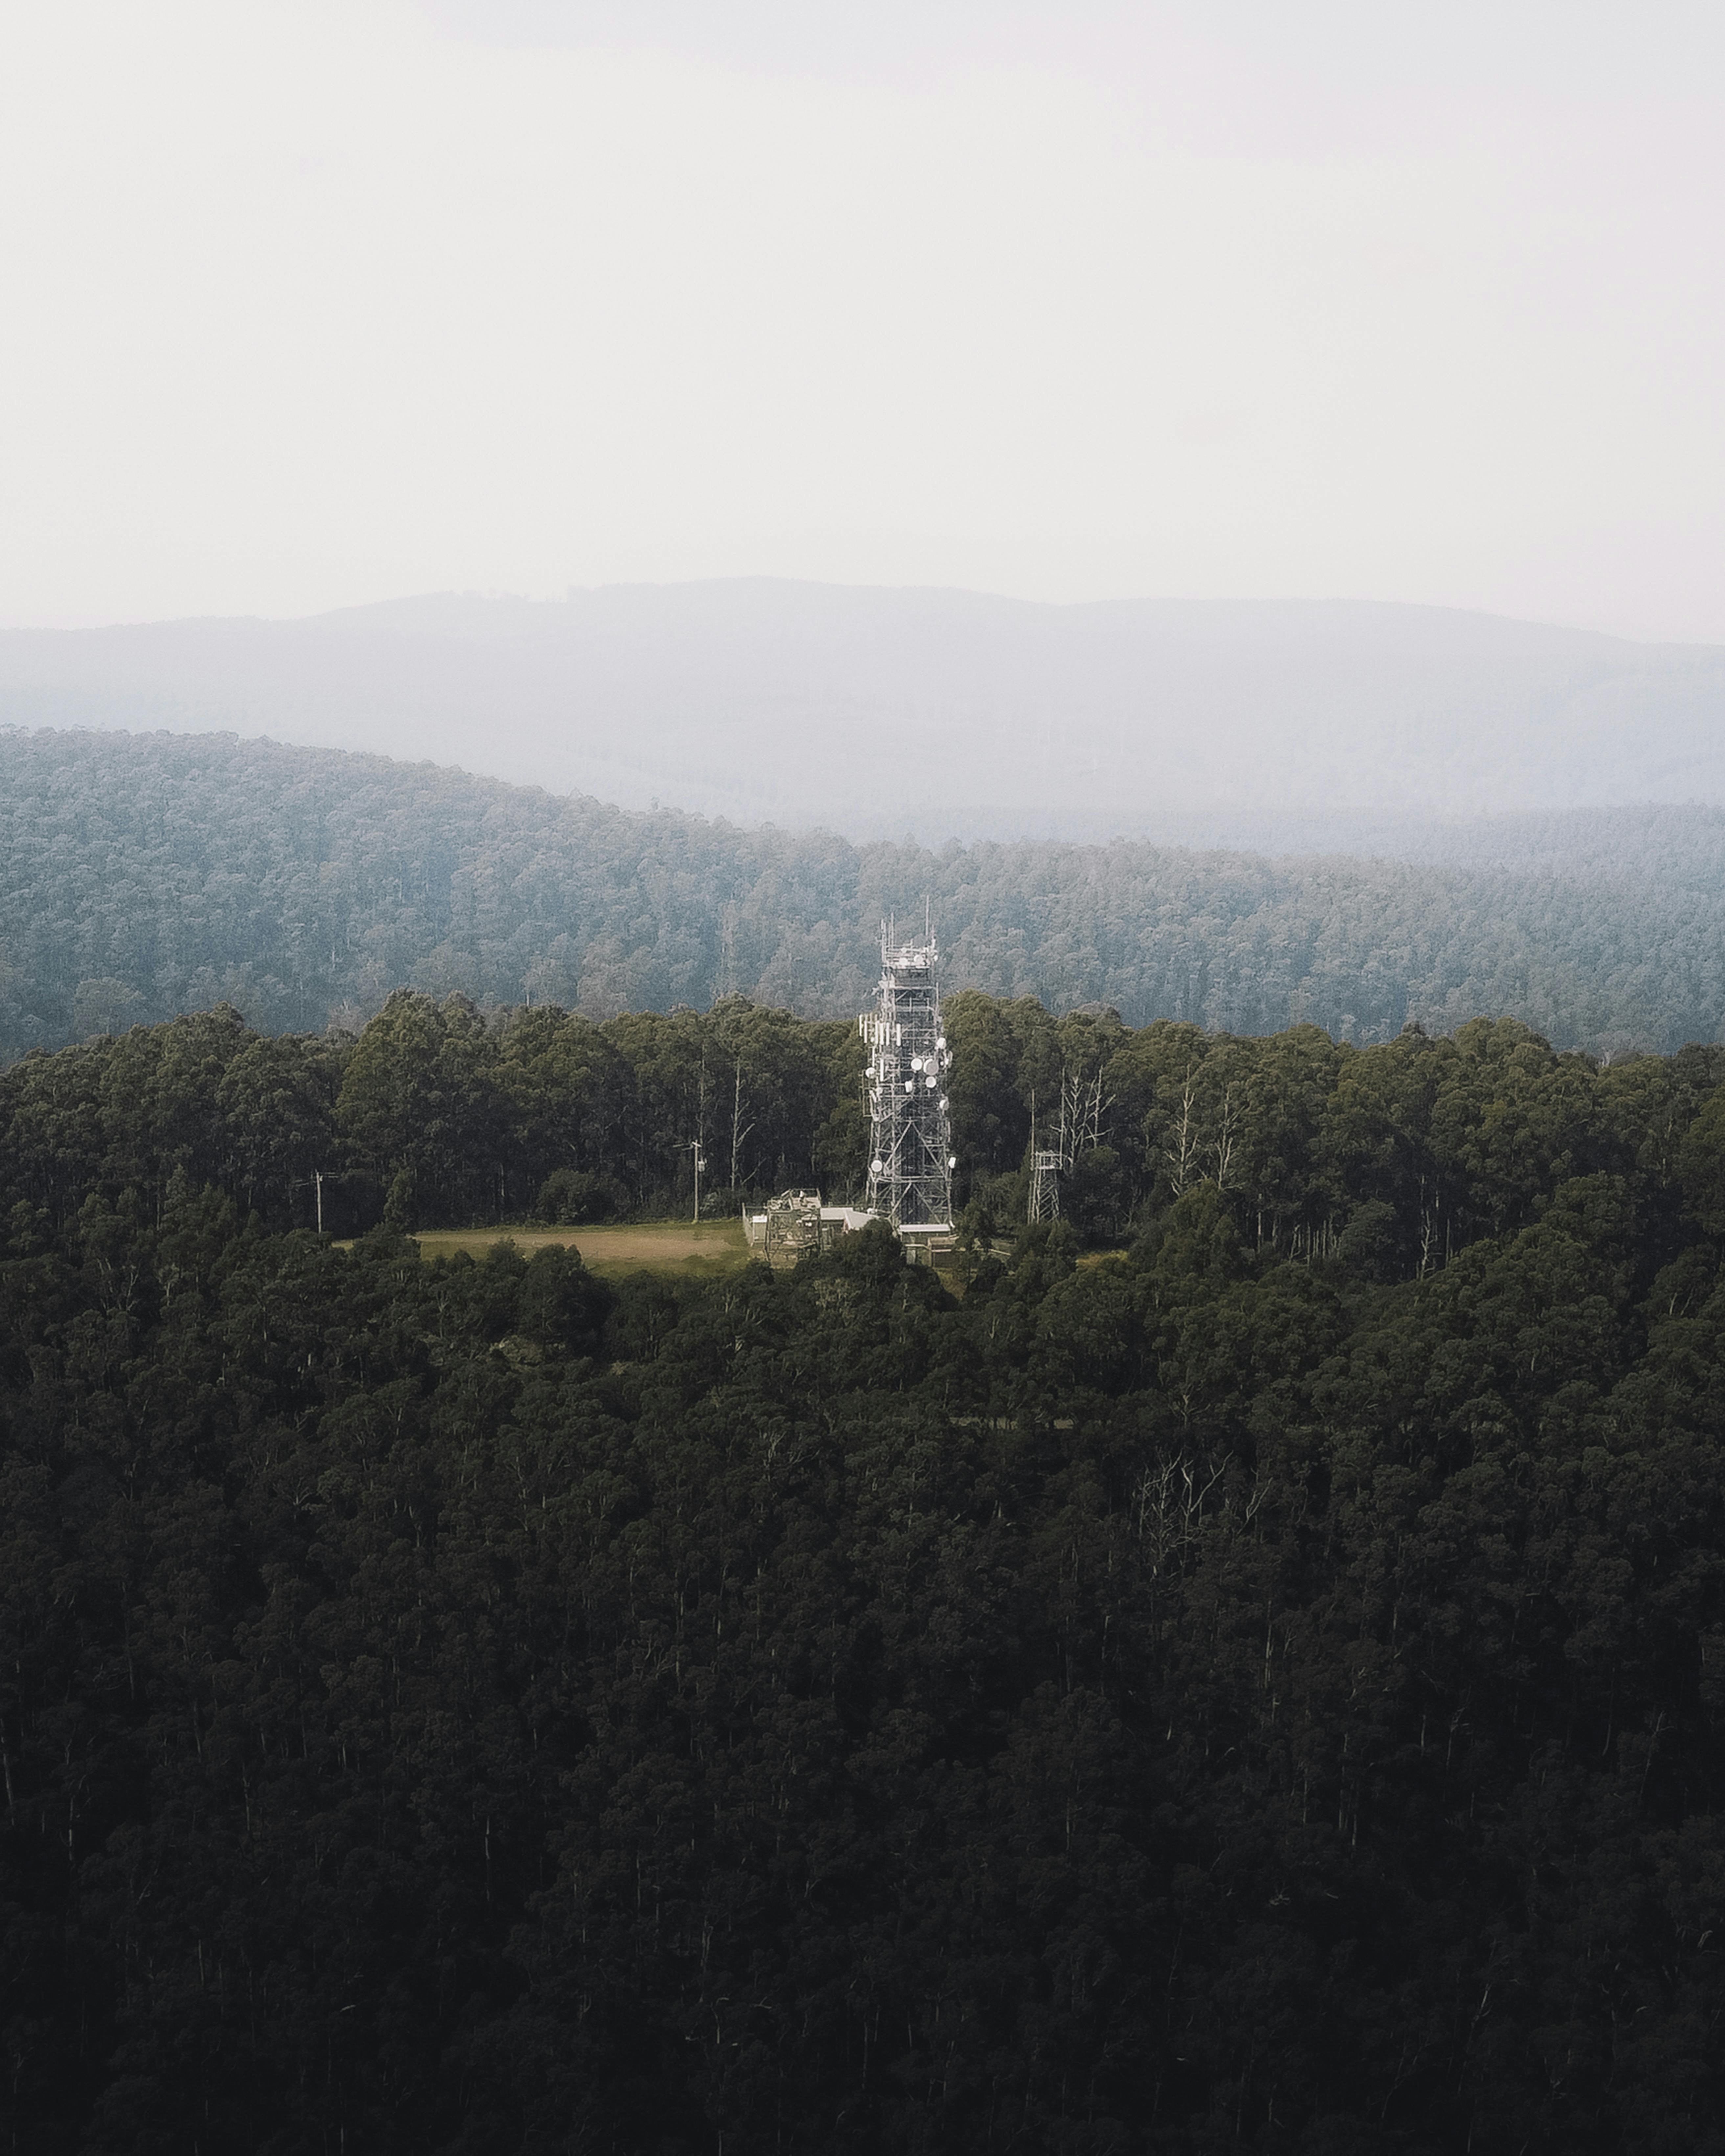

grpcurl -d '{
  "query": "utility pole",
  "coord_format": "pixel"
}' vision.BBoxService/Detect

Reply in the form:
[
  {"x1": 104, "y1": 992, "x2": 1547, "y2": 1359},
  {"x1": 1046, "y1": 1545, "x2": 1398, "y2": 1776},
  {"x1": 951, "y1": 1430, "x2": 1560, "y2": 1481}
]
[
  {"x1": 313, "y1": 1169, "x2": 325, "y2": 1235},
  {"x1": 690, "y1": 1139, "x2": 706, "y2": 1224}
]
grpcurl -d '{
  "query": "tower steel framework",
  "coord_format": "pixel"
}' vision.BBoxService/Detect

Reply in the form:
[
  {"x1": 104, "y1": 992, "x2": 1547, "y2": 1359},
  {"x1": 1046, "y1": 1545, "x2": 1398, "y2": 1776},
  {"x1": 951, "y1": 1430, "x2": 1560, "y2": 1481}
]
[
  {"x1": 862, "y1": 922, "x2": 954, "y2": 1228},
  {"x1": 1027, "y1": 1088, "x2": 1063, "y2": 1222},
  {"x1": 1028, "y1": 1147, "x2": 1063, "y2": 1223}
]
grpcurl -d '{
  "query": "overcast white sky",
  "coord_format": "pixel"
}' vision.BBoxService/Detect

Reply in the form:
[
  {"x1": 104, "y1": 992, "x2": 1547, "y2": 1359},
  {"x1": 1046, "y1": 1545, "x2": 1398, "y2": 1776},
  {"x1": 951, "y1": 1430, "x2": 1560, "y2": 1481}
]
[{"x1": 3, "y1": 0, "x2": 1722, "y2": 638}]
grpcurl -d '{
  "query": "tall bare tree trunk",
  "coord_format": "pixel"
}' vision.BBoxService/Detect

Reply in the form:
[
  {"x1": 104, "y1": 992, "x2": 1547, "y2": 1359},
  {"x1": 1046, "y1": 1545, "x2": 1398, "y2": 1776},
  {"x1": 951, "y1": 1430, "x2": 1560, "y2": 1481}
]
[
  {"x1": 1165, "y1": 1070, "x2": 1199, "y2": 1195},
  {"x1": 729, "y1": 1058, "x2": 754, "y2": 1191}
]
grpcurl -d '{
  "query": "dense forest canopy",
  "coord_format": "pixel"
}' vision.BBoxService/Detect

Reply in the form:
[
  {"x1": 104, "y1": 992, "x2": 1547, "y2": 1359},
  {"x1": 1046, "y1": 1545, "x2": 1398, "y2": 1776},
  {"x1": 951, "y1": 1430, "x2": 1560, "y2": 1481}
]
[
  {"x1": 9, "y1": 1002, "x2": 1725, "y2": 2146},
  {"x1": 12, "y1": 718, "x2": 1725, "y2": 2147},
  {"x1": 6, "y1": 725, "x2": 1725, "y2": 1060},
  {"x1": 12, "y1": 989, "x2": 1725, "y2": 1256}
]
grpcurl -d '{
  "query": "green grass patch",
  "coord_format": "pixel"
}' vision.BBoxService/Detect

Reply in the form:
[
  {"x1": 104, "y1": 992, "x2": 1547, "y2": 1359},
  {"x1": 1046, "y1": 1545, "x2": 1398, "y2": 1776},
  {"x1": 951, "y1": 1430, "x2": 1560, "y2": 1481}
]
[{"x1": 410, "y1": 1219, "x2": 752, "y2": 1277}]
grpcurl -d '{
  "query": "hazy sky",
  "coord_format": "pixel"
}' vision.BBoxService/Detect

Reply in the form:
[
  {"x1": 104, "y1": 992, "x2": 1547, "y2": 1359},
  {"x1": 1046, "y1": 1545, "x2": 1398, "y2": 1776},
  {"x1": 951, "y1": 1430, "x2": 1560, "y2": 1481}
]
[{"x1": 4, "y1": 1, "x2": 1722, "y2": 637}]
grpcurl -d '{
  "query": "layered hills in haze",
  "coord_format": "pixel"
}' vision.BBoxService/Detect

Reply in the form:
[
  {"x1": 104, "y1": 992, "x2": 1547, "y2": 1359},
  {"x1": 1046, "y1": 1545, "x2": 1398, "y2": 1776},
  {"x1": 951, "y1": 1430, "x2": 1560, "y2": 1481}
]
[
  {"x1": 4, "y1": 581, "x2": 1723, "y2": 840},
  {"x1": 5, "y1": 725, "x2": 1725, "y2": 1062}
]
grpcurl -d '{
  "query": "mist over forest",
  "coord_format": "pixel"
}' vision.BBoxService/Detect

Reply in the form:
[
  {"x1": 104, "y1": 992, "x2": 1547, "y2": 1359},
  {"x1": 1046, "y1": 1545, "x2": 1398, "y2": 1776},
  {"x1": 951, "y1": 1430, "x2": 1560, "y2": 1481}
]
[
  {"x1": 4, "y1": 580, "x2": 1724, "y2": 839},
  {"x1": 4, "y1": 723, "x2": 1725, "y2": 1066}
]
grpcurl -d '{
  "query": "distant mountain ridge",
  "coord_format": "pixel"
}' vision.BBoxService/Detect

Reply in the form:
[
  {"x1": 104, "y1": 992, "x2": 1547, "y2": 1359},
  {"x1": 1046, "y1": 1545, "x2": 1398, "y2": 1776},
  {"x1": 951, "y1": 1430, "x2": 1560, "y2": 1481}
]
[{"x1": 2, "y1": 582, "x2": 1721, "y2": 840}]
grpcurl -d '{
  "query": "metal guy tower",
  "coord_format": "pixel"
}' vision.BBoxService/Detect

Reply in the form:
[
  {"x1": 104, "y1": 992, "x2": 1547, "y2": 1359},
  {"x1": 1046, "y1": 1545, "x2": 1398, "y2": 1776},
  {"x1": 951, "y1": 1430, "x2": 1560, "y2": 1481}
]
[{"x1": 862, "y1": 918, "x2": 954, "y2": 1232}]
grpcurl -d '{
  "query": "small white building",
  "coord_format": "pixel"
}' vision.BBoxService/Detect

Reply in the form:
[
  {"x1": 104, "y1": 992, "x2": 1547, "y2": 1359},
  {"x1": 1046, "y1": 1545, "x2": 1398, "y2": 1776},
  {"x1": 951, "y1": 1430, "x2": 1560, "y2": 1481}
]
[{"x1": 746, "y1": 1190, "x2": 951, "y2": 1268}]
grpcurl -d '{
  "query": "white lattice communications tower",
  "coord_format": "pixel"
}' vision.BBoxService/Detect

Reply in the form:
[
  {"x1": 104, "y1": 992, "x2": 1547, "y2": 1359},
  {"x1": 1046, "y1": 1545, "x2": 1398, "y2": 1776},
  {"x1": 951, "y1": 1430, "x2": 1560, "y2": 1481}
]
[{"x1": 862, "y1": 923, "x2": 954, "y2": 1228}]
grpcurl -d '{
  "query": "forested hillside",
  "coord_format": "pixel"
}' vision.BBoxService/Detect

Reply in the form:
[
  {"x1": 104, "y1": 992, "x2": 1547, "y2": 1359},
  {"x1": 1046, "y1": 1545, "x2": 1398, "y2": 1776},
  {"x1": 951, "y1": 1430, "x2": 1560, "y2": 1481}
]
[
  {"x1": 7, "y1": 725, "x2": 1725, "y2": 1060},
  {"x1": 9, "y1": 1007, "x2": 1725, "y2": 2147}
]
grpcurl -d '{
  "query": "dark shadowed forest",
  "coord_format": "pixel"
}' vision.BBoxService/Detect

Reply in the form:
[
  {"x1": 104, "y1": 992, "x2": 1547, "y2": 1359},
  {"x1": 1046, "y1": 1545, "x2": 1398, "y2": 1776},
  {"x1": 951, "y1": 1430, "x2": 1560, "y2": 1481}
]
[
  {"x1": 9, "y1": 992, "x2": 1725, "y2": 2148},
  {"x1": 8, "y1": 726, "x2": 1725, "y2": 1061}
]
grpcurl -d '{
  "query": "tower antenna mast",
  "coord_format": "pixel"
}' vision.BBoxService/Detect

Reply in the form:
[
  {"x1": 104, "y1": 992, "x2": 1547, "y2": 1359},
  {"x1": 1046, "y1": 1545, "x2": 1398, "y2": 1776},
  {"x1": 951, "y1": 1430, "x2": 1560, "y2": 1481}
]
[{"x1": 862, "y1": 914, "x2": 954, "y2": 1233}]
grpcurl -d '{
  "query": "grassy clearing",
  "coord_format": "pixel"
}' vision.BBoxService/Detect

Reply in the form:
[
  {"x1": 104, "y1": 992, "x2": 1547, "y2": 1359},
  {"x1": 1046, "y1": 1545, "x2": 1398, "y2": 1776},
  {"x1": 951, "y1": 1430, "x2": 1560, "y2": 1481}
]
[
  {"x1": 410, "y1": 1219, "x2": 752, "y2": 1278},
  {"x1": 399, "y1": 1224, "x2": 1125, "y2": 1287}
]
